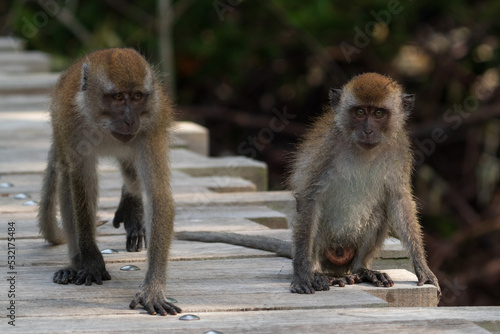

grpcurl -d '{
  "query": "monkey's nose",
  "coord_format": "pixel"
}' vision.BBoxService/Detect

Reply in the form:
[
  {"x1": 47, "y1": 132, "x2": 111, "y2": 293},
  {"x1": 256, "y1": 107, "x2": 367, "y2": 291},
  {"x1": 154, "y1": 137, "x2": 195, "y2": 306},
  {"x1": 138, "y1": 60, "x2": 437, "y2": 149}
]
[{"x1": 364, "y1": 130, "x2": 373, "y2": 135}]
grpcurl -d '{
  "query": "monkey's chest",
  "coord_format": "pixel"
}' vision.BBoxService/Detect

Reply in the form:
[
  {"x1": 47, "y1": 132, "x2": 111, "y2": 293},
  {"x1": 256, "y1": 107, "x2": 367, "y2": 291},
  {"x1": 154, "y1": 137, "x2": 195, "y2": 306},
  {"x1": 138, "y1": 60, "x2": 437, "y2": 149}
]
[{"x1": 319, "y1": 172, "x2": 386, "y2": 245}]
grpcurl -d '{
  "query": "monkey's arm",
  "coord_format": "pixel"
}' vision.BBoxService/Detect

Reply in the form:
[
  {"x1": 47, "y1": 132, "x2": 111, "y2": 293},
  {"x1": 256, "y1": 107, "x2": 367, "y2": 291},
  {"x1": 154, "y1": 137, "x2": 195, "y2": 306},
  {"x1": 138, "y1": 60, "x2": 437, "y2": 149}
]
[
  {"x1": 290, "y1": 194, "x2": 329, "y2": 293},
  {"x1": 387, "y1": 189, "x2": 441, "y2": 298},
  {"x1": 68, "y1": 156, "x2": 111, "y2": 285},
  {"x1": 175, "y1": 231, "x2": 292, "y2": 257},
  {"x1": 129, "y1": 135, "x2": 181, "y2": 316}
]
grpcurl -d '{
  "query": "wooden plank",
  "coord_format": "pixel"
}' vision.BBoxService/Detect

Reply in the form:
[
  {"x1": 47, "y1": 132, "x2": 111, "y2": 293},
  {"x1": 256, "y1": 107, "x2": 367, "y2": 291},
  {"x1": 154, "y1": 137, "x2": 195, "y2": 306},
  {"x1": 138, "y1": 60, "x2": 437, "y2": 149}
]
[
  {"x1": 4, "y1": 237, "x2": 277, "y2": 266},
  {"x1": 0, "y1": 208, "x2": 271, "y2": 239},
  {"x1": 0, "y1": 259, "x2": 390, "y2": 319},
  {"x1": 2, "y1": 308, "x2": 497, "y2": 333},
  {"x1": 0, "y1": 171, "x2": 256, "y2": 199},
  {"x1": 0, "y1": 72, "x2": 57, "y2": 95},
  {"x1": 0, "y1": 51, "x2": 51, "y2": 74},
  {"x1": 174, "y1": 121, "x2": 209, "y2": 156},
  {"x1": 172, "y1": 149, "x2": 268, "y2": 191},
  {"x1": 175, "y1": 190, "x2": 293, "y2": 212},
  {"x1": 0, "y1": 36, "x2": 25, "y2": 52},
  {"x1": 174, "y1": 206, "x2": 287, "y2": 229},
  {"x1": 0, "y1": 94, "x2": 51, "y2": 111}
]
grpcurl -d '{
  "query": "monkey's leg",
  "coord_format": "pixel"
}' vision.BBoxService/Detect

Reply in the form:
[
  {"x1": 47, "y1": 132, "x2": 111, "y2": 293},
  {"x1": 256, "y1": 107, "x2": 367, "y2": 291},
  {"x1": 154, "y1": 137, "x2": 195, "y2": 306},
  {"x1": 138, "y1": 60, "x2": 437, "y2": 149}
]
[
  {"x1": 68, "y1": 159, "x2": 111, "y2": 285},
  {"x1": 113, "y1": 160, "x2": 145, "y2": 252},
  {"x1": 348, "y1": 221, "x2": 394, "y2": 287},
  {"x1": 129, "y1": 138, "x2": 181, "y2": 316},
  {"x1": 53, "y1": 166, "x2": 80, "y2": 284},
  {"x1": 290, "y1": 196, "x2": 328, "y2": 294},
  {"x1": 38, "y1": 143, "x2": 66, "y2": 245},
  {"x1": 388, "y1": 190, "x2": 441, "y2": 298}
]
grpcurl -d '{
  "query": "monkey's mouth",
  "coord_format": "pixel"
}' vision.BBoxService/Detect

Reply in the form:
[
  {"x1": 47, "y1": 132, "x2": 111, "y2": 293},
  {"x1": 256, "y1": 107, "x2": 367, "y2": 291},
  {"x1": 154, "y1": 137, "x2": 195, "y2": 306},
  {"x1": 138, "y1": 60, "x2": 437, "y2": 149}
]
[
  {"x1": 111, "y1": 131, "x2": 136, "y2": 143},
  {"x1": 325, "y1": 247, "x2": 355, "y2": 266},
  {"x1": 357, "y1": 141, "x2": 379, "y2": 150}
]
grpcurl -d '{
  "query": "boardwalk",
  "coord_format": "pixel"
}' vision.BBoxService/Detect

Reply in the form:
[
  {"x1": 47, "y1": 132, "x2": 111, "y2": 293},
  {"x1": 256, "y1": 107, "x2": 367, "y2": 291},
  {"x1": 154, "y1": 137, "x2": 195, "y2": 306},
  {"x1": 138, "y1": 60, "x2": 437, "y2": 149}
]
[{"x1": 0, "y1": 40, "x2": 499, "y2": 333}]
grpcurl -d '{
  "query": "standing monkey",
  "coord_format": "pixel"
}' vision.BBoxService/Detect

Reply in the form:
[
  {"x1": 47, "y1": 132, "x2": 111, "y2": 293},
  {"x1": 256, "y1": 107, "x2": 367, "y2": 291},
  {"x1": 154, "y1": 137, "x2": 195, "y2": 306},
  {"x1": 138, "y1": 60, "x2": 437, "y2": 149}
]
[
  {"x1": 177, "y1": 73, "x2": 440, "y2": 297},
  {"x1": 38, "y1": 48, "x2": 182, "y2": 316}
]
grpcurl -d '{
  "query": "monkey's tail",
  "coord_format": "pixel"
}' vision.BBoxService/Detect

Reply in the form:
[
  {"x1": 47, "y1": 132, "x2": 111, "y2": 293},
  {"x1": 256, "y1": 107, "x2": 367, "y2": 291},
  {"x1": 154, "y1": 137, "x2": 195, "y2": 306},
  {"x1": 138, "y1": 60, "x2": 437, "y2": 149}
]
[
  {"x1": 175, "y1": 231, "x2": 292, "y2": 258},
  {"x1": 38, "y1": 144, "x2": 66, "y2": 245}
]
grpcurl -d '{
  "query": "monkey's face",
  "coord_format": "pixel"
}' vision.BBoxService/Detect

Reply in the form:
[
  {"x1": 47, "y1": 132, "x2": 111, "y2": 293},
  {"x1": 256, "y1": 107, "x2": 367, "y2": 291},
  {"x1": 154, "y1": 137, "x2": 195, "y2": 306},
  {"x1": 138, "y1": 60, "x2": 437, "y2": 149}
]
[
  {"x1": 349, "y1": 106, "x2": 389, "y2": 150},
  {"x1": 101, "y1": 90, "x2": 150, "y2": 143}
]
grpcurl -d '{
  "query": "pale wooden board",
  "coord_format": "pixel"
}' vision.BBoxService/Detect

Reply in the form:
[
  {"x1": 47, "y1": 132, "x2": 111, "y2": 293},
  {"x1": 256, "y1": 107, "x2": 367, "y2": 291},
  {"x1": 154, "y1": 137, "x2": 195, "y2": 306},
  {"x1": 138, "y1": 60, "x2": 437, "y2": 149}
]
[
  {"x1": 172, "y1": 149, "x2": 268, "y2": 191},
  {"x1": 173, "y1": 121, "x2": 209, "y2": 156},
  {"x1": 0, "y1": 94, "x2": 51, "y2": 111},
  {"x1": 2, "y1": 308, "x2": 498, "y2": 333},
  {"x1": 174, "y1": 205, "x2": 287, "y2": 229},
  {"x1": 0, "y1": 259, "x2": 390, "y2": 319},
  {"x1": 0, "y1": 36, "x2": 25, "y2": 52},
  {"x1": 0, "y1": 171, "x2": 256, "y2": 199},
  {"x1": 0, "y1": 208, "x2": 271, "y2": 239},
  {"x1": 2, "y1": 236, "x2": 277, "y2": 266},
  {"x1": 0, "y1": 112, "x2": 266, "y2": 189},
  {"x1": 0, "y1": 52, "x2": 51, "y2": 75},
  {"x1": 0, "y1": 147, "x2": 267, "y2": 189}
]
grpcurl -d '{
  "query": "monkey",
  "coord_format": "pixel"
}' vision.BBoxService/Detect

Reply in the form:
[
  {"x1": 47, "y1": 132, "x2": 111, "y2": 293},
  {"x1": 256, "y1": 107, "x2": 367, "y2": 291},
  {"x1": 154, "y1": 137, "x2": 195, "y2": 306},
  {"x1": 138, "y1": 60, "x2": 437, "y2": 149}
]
[
  {"x1": 38, "y1": 48, "x2": 182, "y2": 316},
  {"x1": 176, "y1": 73, "x2": 441, "y2": 298}
]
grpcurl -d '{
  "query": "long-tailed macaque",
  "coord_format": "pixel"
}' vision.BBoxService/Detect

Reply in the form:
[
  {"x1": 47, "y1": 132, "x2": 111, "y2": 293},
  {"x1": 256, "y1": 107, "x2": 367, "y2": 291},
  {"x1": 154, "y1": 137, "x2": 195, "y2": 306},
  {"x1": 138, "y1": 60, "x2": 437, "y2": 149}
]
[
  {"x1": 38, "y1": 48, "x2": 182, "y2": 315},
  {"x1": 177, "y1": 73, "x2": 440, "y2": 297}
]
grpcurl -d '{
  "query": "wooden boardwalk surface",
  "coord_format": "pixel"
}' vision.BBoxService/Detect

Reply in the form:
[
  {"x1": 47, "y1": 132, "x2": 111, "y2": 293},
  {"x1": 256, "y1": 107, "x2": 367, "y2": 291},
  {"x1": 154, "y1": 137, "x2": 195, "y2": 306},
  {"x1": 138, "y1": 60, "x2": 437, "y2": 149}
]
[{"x1": 0, "y1": 40, "x2": 499, "y2": 333}]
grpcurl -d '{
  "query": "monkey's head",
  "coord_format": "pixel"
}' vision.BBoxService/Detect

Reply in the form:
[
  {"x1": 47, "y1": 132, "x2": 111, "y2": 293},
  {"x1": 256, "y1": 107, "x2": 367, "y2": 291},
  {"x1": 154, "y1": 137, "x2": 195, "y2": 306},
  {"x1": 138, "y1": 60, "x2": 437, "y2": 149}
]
[
  {"x1": 76, "y1": 48, "x2": 157, "y2": 143},
  {"x1": 330, "y1": 73, "x2": 414, "y2": 150}
]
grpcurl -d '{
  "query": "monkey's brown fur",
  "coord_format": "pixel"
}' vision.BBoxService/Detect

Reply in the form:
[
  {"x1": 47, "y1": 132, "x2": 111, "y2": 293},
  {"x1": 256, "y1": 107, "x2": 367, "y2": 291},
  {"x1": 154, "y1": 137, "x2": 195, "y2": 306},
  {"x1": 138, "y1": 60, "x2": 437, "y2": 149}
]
[
  {"x1": 38, "y1": 48, "x2": 181, "y2": 315},
  {"x1": 178, "y1": 73, "x2": 440, "y2": 298}
]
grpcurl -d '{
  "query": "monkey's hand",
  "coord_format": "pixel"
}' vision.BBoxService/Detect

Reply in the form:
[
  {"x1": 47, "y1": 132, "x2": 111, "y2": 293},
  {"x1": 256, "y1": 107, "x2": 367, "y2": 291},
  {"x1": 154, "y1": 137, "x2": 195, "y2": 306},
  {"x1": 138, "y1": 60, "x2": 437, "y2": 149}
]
[
  {"x1": 348, "y1": 269, "x2": 394, "y2": 287},
  {"x1": 290, "y1": 272, "x2": 330, "y2": 294},
  {"x1": 53, "y1": 267, "x2": 78, "y2": 284},
  {"x1": 129, "y1": 286, "x2": 182, "y2": 316},
  {"x1": 74, "y1": 257, "x2": 112, "y2": 286},
  {"x1": 416, "y1": 266, "x2": 441, "y2": 300},
  {"x1": 112, "y1": 201, "x2": 146, "y2": 252}
]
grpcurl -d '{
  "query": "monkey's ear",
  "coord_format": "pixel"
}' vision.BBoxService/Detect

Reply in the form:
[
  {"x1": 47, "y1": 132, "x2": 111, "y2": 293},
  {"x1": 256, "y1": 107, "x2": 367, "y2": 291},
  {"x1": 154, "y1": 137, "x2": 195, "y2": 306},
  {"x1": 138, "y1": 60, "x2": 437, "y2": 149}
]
[
  {"x1": 81, "y1": 63, "x2": 89, "y2": 91},
  {"x1": 329, "y1": 88, "x2": 342, "y2": 111},
  {"x1": 402, "y1": 94, "x2": 415, "y2": 114}
]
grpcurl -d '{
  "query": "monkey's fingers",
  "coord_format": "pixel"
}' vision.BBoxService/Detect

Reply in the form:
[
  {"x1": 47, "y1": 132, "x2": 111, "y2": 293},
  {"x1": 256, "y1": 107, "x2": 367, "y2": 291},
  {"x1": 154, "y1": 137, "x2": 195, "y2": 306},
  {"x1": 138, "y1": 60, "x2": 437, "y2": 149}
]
[
  {"x1": 330, "y1": 277, "x2": 346, "y2": 287},
  {"x1": 357, "y1": 269, "x2": 393, "y2": 288},
  {"x1": 74, "y1": 268, "x2": 111, "y2": 286},
  {"x1": 112, "y1": 218, "x2": 122, "y2": 229},
  {"x1": 290, "y1": 279, "x2": 315, "y2": 294},
  {"x1": 380, "y1": 272, "x2": 394, "y2": 287},
  {"x1": 126, "y1": 226, "x2": 146, "y2": 252},
  {"x1": 346, "y1": 274, "x2": 362, "y2": 285},
  {"x1": 312, "y1": 272, "x2": 331, "y2": 291},
  {"x1": 129, "y1": 293, "x2": 182, "y2": 316},
  {"x1": 126, "y1": 235, "x2": 142, "y2": 252},
  {"x1": 53, "y1": 269, "x2": 77, "y2": 284}
]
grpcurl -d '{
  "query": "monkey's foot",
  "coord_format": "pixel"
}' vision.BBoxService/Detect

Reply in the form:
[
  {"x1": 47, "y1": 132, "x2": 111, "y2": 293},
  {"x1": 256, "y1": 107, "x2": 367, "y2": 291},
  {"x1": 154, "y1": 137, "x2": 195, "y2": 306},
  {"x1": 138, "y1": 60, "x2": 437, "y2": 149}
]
[
  {"x1": 53, "y1": 267, "x2": 78, "y2": 284},
  {"x1": 416, "y1": 266, "x2": 441, "y2": 299},
  {"x1": 290, "y1": 272, "x2": 330, "y2": 294},
  {"x1": 129, "y1": 288, "x2": 182, "y2": 316},
  {"x1": 347, "y1": 269, "x2": 394, "y2": 287}
]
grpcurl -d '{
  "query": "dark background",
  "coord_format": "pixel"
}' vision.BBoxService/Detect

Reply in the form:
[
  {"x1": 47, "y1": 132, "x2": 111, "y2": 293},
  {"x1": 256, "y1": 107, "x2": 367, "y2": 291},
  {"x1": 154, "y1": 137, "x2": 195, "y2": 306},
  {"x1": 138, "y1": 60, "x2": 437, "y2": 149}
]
[{"x1": 3, "y1": 0, "x2": 500, "y2": 306}]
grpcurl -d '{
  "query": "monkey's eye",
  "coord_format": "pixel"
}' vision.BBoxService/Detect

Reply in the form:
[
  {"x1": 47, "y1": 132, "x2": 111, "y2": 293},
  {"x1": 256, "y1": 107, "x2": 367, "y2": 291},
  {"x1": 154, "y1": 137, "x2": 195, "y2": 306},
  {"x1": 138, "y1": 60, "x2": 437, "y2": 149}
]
[
  {"x1": 374, "y1": 109, "x2": 385, "y2": 118},
  {"x1": 113, "y1": 93, "x2": 124, "y2": 100},
  {"x1": 355, "y1": 109, "x2": 365, "y2": 117},
  {"x1": 133, "y1": 92, "x2": 143, "y2": 100}
]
